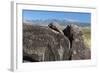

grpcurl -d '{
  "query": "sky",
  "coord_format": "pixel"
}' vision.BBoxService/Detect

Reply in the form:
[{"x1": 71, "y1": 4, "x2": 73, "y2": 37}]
[{"x1": 23, "y1": 10, "x2": 91, "y2": 23}]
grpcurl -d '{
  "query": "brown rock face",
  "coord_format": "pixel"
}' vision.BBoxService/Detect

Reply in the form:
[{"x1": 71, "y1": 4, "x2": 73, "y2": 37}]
[
  {"x1": 63, "y1": 24, "x2": 91, "y2": 60},
  {"x1": 23, "y1": 24, "x2": 70, "y2": 62}
]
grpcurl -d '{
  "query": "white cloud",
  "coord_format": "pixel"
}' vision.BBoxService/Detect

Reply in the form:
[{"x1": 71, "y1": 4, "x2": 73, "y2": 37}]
[{"x1": 64, "y1": 18, "x2": 79, "y2": 22}]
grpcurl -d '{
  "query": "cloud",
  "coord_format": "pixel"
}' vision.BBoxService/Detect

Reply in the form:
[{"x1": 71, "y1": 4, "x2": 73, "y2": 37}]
[{"x1": 64, "y1": 18, "x2": 79, "y2": 22}]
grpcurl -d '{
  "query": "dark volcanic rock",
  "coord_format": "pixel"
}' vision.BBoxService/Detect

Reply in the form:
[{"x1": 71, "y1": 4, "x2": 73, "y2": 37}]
[
  {"x1": 23, "y1": 24, "x2": 70, "y2": 62},
  {"x1": 63, "y1": 24, "x2": 91, "y2": 60}
]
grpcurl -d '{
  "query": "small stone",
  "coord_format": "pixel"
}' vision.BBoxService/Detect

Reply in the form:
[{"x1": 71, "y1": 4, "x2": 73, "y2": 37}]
[
  {"x1": 75, "y1": 39, "x2": 79, "y2": 42},
  {"x1": 73, "y1": 50, "x2": 77, "y2": 55}
]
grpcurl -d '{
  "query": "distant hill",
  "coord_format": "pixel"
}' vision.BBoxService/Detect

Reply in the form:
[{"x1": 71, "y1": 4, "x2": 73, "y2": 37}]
[{"x1": 23, "y1": 19, "x2": 90, "y2": 27}]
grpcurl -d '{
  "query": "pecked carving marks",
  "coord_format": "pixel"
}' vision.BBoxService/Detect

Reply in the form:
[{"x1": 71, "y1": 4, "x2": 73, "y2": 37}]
[
  {"x1": 63, "y1": 24, "x2": 91, "y2": 60},
  {"x1": 23, "y1": 24, "x2": 70, "y2": 62},
  {"x1": 23, "y1": 23, "x2": 91, "y2": 62}
]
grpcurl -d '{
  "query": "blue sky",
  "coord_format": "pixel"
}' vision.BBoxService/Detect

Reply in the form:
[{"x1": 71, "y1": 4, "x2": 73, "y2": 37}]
[{"x1": 23, "y1": 10, "x2": 91, "y2": 23}]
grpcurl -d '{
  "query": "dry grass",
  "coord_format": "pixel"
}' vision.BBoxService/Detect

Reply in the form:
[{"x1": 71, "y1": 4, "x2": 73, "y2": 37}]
[{"x1": 82, "y1": 27, "x2": 91, "y2": 49}]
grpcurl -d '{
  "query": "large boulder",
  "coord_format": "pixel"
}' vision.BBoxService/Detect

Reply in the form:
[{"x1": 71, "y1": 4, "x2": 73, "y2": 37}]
[
  {"x1": 63, "y1": 24, "x2": 91, "y2": 60},
  {"x1": 23, "y1": 24, "x2": 70, "y2": 62},
  {"x1": 48, "y1": 22, "x2": 64, "y2": 34}
]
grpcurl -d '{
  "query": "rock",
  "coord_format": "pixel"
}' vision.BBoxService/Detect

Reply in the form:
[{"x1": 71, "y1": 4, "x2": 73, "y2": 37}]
[
  {"x1": 48, "y1": 22, "x2": 64, "y2": 35},
  {"x1": 63, "y1": 24, "x2": 91, "y2": 60},
  {"x1": 23, "y1": 24, "x2": 70, "y2": 62}
]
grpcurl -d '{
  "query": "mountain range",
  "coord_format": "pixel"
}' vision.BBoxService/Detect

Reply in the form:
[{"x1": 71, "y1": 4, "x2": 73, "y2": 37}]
[{"x1": 23, "y1": 19, "x2": 90, "y2": 27}]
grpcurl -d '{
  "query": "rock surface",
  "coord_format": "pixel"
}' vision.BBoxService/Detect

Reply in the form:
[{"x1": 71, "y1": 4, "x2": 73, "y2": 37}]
[
  {"x1": 23, "y1": 23, "x2": 91, "y2": 62},
  {"x1": 63, "y1": 24, "x2": 91, "y2": 60},
  {"x1": 48, "y1": 22, "x2": 64, "y2": 34},
  {"x1": 23, "y1": 24, "x2": 70, "y2": 62}
]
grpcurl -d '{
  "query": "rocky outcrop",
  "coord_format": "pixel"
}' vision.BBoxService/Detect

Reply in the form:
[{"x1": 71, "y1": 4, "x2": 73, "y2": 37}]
[
  {"x1": 63, "y1": 24, "x2": 91, "y2": 60},
  {"x1": 23, "y1": 23, "x2": 91, "y2": 62},
  {"x1": 23, "y1": 24, "x2": 70, "y2": 62}
]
